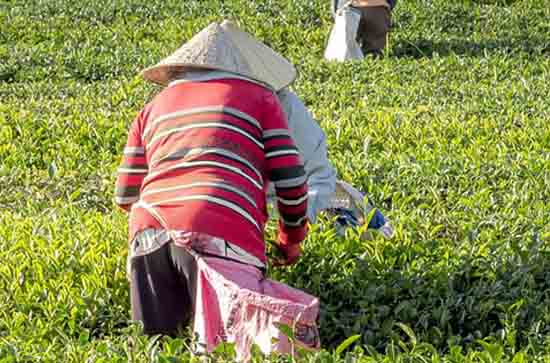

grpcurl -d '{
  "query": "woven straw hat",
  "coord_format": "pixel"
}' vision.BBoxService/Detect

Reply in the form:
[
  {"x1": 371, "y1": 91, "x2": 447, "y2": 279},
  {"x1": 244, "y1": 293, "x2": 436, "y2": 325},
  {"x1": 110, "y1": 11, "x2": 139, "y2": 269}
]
[{"x1": 141, "y1": 20, "x2": 296, "y2": 91}]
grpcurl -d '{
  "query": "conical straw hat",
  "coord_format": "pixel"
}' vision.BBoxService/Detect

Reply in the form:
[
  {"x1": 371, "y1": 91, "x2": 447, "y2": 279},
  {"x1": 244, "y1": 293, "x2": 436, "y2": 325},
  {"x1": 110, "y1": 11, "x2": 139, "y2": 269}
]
[{"x1": 141, "y1": 20, "x2": 296, "y2": 91}]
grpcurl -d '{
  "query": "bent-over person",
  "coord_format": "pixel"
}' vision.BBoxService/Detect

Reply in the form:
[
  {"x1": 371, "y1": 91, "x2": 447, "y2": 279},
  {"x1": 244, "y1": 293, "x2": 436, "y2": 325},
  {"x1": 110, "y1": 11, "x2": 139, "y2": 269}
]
[{"x1": 114, "y1": 21, "x2": 319, "y2": 359}]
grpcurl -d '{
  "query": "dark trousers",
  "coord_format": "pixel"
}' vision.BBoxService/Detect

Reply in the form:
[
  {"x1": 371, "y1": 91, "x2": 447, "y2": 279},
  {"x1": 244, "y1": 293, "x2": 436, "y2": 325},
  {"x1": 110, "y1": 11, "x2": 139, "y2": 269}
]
[
  {"x1": 130, "y1": 242, "x2": 198, "y2": 336},
  {"x1": 355, "y1": 6, "x2": 391, "y2": 55}
]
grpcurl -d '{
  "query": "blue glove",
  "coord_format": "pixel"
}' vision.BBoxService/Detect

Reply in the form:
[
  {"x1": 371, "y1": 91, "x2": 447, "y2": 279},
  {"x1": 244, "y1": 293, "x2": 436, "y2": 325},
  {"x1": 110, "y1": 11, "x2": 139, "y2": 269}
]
[
  {"x1": 332, "y1": 207, "x2": 387, "y2": 229},
  {"x1": 332, "y1": 207, "x2": 360, "y2": 227},
  {"x1": 367, "y1": 208, "x2": 386, "y2": 230}
]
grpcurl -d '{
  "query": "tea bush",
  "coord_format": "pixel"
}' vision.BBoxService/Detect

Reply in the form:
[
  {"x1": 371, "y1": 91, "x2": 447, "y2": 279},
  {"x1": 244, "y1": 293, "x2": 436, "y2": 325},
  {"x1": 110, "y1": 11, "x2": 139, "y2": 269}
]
[{"x1": 1, "y1": 0, "x2": 549, "y2": 361}]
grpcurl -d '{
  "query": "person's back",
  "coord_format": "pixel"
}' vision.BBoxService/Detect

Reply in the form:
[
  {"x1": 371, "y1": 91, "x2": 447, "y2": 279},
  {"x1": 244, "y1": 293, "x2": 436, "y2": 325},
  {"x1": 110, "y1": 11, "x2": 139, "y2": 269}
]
[{"x1": 119, "y1": 78, "x2": 308, "y2": 263}]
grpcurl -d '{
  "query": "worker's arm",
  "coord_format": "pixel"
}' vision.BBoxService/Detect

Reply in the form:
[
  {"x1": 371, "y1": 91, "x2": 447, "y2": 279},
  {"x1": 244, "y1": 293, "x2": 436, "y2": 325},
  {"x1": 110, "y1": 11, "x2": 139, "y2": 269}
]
[
  {"x1": 262, "y1": 92, "x2": 309, "y2": 265},
  {"x1": 277, "y1": 89, "x2": 337, "y2": 223},
  {"x1": 114, "y1": 109, "x2": 149, "y2": 211}
]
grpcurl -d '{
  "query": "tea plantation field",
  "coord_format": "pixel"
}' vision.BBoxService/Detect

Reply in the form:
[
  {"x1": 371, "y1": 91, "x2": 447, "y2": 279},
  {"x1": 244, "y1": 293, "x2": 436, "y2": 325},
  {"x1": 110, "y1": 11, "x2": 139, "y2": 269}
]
[{"x1": 1, "y1": 0, "x2": 549, "y2": 361}]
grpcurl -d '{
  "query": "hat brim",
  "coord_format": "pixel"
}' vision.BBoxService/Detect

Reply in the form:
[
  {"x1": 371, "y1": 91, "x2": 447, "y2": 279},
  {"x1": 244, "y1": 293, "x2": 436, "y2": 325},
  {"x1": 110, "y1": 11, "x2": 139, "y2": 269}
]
[
  {"x1": 140, "y1": 21, "x2": 296, "y2": 91},
  {"x1": 141, "y1": 63, "x2": 274, "y2": 90}
]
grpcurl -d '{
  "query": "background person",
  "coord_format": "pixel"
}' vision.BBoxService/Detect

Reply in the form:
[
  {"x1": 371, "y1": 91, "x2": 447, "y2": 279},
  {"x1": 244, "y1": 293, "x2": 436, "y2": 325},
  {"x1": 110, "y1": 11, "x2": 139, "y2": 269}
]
[
  {"x1": 274, "y1": 88, "x2": 394, "y2": 238},
  {"x1": 332, "y1": 0, "x2": 397, "y2": 55}
]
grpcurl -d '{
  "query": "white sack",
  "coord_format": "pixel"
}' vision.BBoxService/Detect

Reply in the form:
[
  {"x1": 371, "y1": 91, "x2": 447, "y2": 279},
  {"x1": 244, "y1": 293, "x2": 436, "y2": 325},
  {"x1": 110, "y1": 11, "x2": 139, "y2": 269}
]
[{"x1": 324, "y1": 6, "x2": 364, "y2": 62}]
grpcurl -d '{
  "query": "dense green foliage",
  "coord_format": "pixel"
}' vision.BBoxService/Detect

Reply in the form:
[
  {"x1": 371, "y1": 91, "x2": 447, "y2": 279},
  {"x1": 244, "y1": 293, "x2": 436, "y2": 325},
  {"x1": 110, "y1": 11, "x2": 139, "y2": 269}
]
[{"x1": 1, "y1": 0, "x2": 549, "y2": 361}]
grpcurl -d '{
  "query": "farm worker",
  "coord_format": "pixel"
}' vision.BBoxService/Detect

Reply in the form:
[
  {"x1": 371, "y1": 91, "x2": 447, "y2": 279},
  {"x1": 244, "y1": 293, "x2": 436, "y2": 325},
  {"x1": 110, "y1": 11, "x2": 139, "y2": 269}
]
[
  {"x1": 114, "y1": 20, "x2": 319, "y2": 358},
  {"x1": 274, "y1": 89, "x2": 394, "y2": 239},
  {"x1": 332, "y1": 0, "x2": 397, "y2": 55}
]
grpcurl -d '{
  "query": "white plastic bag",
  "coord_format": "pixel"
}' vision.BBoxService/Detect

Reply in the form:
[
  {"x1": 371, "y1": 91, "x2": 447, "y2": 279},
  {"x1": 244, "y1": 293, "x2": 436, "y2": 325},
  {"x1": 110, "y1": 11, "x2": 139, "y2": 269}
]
[{"x1": 324, "y1": 6, "x2": 364, "y2": 61}]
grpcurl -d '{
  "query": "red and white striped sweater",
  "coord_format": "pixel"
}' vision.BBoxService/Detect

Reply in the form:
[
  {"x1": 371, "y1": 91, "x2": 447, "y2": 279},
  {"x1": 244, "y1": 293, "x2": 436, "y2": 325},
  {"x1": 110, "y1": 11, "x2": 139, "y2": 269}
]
[{"x1": 115, "y1": 78, "x2": 308, "y2": 263}]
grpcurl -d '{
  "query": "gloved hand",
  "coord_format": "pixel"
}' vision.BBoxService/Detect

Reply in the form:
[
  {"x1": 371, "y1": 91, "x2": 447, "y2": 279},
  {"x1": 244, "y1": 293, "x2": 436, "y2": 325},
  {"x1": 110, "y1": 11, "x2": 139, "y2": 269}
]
[
  {"x1": 367, "y1": 209, "x2": 395, "y2": 239},
  {"x1": 332, "y1": 207, "x2": 360, "y2": 228},
  {"x1": 378, "y1": 221, "x2": 395, "y2": 239},
  {"x1": 272, "y1": 243, "x2": 301, "y2": 267},
  {"x1": 366, "y1": 208, "x2": 386, "y2": 230},
  {"x1": 331, "y1": 207, "x2": 395, "y2": 239}
]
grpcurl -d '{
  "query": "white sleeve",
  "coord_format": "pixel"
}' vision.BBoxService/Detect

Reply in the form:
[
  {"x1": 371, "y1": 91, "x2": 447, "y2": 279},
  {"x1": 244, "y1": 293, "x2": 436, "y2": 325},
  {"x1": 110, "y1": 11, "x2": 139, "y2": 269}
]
[{"x1": 273, "y1": 90, "x2": 337, "y2": 222}]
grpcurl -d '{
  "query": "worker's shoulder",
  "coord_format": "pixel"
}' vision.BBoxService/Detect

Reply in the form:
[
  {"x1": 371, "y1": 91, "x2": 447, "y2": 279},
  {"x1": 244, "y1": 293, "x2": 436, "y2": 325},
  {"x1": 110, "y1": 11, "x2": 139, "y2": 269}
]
[{"x1": 277, "y1": 89, "x2": 306, "y2": 110}]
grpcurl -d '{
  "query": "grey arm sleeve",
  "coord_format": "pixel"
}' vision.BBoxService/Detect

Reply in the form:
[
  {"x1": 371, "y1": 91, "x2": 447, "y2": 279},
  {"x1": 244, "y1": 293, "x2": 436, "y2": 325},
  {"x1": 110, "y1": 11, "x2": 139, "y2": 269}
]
[{"x1": 270, "y1": 90, "x2": 337, "y2": 222}]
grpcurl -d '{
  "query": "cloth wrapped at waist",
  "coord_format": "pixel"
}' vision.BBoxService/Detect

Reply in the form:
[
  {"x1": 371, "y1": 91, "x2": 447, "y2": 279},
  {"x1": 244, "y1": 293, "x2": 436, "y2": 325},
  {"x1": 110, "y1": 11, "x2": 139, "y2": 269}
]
[
  {"x1": 194, "y1": 255, "x2": 320, "y2": 361},
  {"x1": 128, "y1": 229, "x2": 320, "y2": 361}
]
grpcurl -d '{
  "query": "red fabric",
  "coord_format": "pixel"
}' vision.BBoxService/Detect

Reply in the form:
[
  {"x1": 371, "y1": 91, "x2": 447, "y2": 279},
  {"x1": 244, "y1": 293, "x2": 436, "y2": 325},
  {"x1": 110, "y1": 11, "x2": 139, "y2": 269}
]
[
  {"x1": 115, "y1": 79, "x2": 308, "y2": 263},
  {"x1": 193, "y1": 255, "x2": 320, "y2": 361}
]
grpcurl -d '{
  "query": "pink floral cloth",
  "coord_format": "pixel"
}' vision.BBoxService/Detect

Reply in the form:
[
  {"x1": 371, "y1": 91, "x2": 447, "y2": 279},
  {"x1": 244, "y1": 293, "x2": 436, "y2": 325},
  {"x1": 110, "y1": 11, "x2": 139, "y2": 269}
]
[{"x1": 192, "y1": 255, "x2": 320, "y2": 361}]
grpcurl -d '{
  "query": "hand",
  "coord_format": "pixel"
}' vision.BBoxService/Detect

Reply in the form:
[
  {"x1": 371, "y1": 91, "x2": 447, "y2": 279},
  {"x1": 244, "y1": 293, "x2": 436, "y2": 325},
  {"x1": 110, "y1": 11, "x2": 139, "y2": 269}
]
[
  {"x1": 378, "y1": 221, "x2": 395, "y2": 239},
  {"x1": 332, "y1": 208, "x2": 360, "y2": 228},
  {"x1": 272, "y1": 243, "x2": 301, "y2": 267}
]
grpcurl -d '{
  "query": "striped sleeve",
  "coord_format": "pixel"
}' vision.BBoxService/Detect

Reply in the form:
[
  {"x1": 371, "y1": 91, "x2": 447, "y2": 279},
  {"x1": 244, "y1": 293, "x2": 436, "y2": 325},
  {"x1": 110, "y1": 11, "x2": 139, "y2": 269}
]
[
  {"x1": 262, "y1": 93, "x2": 309, "y2": 246},
  {"x1": 114, "y1": 110, "x2": 148, "y2": 211}
]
